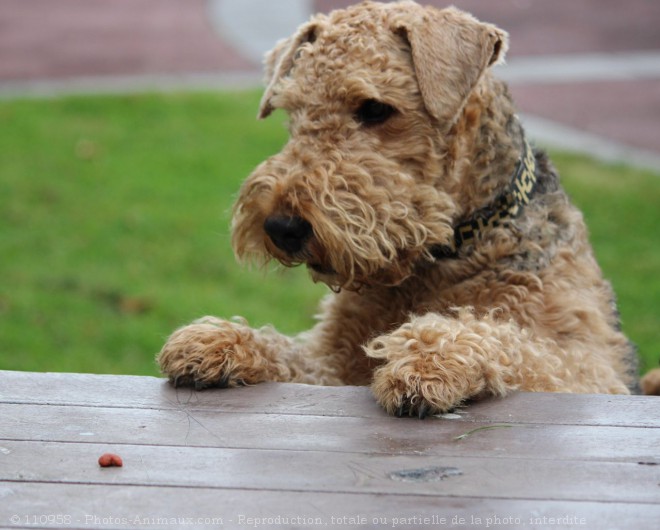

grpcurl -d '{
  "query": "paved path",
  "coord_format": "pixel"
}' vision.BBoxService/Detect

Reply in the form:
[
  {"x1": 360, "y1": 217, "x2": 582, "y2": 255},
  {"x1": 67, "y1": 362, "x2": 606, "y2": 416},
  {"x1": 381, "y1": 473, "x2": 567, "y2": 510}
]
[{"x1": 1, "y1": 0, "x2": 659, "y2": 170}]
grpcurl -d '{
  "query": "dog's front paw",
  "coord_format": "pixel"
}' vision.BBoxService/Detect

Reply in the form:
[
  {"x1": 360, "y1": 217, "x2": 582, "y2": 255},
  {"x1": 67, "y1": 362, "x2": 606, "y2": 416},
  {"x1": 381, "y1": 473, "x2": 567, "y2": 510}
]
[
  {"x1": 371, "y1": 360, "x2": 471, "y2": 419},
  {"x1": 366, "y1": 312, "x2": 499, "y2": 418},
  {"x1": 157, "y1": 317, "x2": 278, "y2": 389}
]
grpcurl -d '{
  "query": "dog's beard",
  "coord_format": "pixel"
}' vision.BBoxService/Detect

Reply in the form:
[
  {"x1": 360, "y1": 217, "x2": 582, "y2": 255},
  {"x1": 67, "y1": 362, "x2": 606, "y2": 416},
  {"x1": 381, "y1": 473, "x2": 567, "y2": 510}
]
[
  {"x1": 234, "y1": 203, "x2": 455, "y2": 292},
  {"x1": 232, "y1": 167, "x2": 457, "y2": 291},
  {"x1": 266, "y1": 233, "x2": 428, "y2": 292}
]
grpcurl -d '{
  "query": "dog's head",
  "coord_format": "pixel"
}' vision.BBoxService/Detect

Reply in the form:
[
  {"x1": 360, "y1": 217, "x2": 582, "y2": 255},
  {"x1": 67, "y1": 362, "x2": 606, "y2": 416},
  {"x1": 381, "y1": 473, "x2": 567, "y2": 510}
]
[{"x1": 232, "y1": 1, "x2": 508, "y2": 290}]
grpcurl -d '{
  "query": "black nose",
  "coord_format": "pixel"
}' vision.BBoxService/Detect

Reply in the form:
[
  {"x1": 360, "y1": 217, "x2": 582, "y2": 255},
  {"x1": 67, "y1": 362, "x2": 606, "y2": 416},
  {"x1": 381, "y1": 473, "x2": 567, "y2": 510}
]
[{"x1": 263, "y1": 215, "x2": 313, "y2": 254}]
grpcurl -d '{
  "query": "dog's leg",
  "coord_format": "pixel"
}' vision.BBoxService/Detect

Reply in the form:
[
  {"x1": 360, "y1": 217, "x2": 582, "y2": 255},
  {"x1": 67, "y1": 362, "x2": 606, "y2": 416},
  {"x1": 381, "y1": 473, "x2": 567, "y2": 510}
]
[
  {"x1": 366, "y1": 309, "x2": 533, "y2": 417},
  {"x1": 366, "y1": 308, "x2": 630, "y2": 418},
  {"x1": 157, "y1": 316, "x2": 343, "y2": 388},
  {"x1": 641, "y1": 368, "x2": 660, "y2": 395}
]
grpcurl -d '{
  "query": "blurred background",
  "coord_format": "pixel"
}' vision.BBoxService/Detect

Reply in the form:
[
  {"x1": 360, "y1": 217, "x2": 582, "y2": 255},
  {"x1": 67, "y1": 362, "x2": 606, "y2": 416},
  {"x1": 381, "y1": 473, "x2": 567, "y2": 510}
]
[{"x1": 1, "y1": 0, "x2": 659, "y2": 377}]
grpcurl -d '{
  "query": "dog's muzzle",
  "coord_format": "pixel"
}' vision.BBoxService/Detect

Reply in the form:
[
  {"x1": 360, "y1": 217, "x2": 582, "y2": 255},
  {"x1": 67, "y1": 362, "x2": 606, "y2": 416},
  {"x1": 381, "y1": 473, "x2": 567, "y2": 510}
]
[{"x1": 263, "y1": 215, "x2": 313, "y2": 255}]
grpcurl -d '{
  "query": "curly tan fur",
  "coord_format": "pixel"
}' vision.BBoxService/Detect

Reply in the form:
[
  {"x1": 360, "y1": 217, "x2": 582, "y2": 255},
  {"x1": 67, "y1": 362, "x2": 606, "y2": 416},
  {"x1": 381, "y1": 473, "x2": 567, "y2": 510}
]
[{"x1": 157, "y1": 1, "x2": 659, "y2": 416}]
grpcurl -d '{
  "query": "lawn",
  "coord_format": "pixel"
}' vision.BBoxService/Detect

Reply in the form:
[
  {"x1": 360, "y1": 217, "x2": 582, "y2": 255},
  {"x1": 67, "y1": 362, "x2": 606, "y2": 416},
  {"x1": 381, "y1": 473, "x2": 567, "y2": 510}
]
[{"x1": 1, "y1": 91, "x2": 658, "y2": 377}]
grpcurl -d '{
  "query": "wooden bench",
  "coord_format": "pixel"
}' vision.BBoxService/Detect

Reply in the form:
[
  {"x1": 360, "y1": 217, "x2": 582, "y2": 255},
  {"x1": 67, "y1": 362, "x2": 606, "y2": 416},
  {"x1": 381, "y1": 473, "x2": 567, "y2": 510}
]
[{"x1": 1, "y1": 370, "x2": 659, "y2": 529}]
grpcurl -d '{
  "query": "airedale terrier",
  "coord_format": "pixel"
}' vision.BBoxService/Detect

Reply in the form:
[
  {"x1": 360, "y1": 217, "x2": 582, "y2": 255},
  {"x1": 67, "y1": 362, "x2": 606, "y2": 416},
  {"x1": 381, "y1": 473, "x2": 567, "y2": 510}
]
[{"x1": 158, "y1": 0, "x2": 660, "y2": 416}]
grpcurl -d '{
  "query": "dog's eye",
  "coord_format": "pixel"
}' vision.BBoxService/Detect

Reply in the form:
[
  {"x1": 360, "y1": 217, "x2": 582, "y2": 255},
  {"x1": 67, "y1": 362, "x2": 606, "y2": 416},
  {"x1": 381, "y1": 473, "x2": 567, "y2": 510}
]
[{"x1": 355, "y1": 99, "x2": 396, "y2": 126}]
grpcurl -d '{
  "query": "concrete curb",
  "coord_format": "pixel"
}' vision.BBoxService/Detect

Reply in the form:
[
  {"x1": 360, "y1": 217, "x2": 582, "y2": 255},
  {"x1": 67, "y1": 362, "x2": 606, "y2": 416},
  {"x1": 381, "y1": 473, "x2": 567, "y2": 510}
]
[{"x1": 520, "y1": 114, "x2": 660, "y2": 173}]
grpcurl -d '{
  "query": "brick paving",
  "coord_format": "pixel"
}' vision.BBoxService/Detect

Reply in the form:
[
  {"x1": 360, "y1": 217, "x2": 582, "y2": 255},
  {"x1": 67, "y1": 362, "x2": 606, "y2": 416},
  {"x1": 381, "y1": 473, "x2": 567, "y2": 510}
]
[{"x1": 1, "y1": 0, "x2": 659, "y2": 167}]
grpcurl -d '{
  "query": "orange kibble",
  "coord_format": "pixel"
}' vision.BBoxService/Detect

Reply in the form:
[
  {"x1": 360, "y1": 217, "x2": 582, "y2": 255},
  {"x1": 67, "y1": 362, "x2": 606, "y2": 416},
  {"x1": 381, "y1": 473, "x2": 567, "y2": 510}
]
[{"x1": 98, "y1": 453, "x2": 123, "y2": 467}]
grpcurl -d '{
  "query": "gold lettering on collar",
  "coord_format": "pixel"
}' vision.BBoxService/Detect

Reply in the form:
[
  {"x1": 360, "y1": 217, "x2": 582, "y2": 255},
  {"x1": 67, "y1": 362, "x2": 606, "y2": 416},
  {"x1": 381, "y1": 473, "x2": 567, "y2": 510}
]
[{"x1": 448, "y1": 139, "x2": 538, "y2": 255}]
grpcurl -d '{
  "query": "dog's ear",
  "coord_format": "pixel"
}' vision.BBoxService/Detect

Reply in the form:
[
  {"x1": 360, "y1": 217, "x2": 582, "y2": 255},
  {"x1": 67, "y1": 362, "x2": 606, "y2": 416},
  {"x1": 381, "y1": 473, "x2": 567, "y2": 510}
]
[
  {"x1": 258, "y1": 20, "x2": 322, "y2": 119},
  {"x1": 391, "y1": 4, "x2": 508, "y2": 126}
]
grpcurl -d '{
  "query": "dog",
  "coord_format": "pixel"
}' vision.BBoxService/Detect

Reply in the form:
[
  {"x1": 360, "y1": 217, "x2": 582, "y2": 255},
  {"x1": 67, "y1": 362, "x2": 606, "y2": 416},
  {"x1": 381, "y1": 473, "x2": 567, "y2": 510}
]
[{"x1": 158, "y1": 0, "x2": 659, "y2": 417}]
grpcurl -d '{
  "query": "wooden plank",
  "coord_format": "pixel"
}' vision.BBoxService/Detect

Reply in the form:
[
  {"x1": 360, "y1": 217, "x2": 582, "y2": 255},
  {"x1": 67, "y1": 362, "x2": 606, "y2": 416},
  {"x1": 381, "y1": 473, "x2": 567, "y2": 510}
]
[
  {"x1": 2, "y1": 370, "x2": 659, "y2": 426},
  {"x1": 2, "y1": 372, "x2": 658, "y2": 529},
  {"x1": 463, "y1": 391, "x2": 660, "y2": 428},
  {"x1": 2, "y1": 482, "x2": 659, "y2": 530},
  {"x1": 0, "y1": 370, "x2": 384, "y2": 418},
  {"x1": 1, "y1": 440, "x2": 659, "y2": 504},
  {"x1": 1, "y1": 402, "x2": 659, "y2": 463}
]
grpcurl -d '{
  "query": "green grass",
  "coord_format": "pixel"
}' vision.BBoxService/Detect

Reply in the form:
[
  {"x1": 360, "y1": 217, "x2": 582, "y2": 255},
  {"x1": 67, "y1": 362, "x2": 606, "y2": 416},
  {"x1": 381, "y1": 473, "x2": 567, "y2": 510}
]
[
  {"x1": 553, "y1": 151, "x2": 660, "y2": 373},
  {"x1": 1, "y1": 92, "x2": 658, "y2": 376}
]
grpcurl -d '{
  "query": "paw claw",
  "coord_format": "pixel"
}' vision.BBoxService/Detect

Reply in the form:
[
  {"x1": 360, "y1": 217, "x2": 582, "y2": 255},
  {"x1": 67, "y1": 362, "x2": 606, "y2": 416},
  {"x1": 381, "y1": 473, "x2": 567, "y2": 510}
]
[
  {"x1": 194, "y1": 379, "x2": 209, "y2": 391},
  {"x1": 218, "y1": 374, "x2": 231, "y2": 389},
  {"x1": 394, "y1": 398, "x2": 431, "y2": 419}
]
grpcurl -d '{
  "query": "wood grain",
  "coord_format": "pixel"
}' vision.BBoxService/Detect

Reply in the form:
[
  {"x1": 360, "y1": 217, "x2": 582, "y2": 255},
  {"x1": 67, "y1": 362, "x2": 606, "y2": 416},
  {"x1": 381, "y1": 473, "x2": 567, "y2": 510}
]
[
  {"x1": 2, "y1": 402, "x2": 658, "y2": 462},
  {"x1": 1, "y1": 370, "x2": 659, "y2": 529},
  {"x1": 0, "y1": 440, "x2": 658, "y2": 503},
  {"x1": 2, "y1": 370, "x2": 658, "y2": 426},
  {"x1": 2, "y1": 482, "x2": 659, "y2": 530}
]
